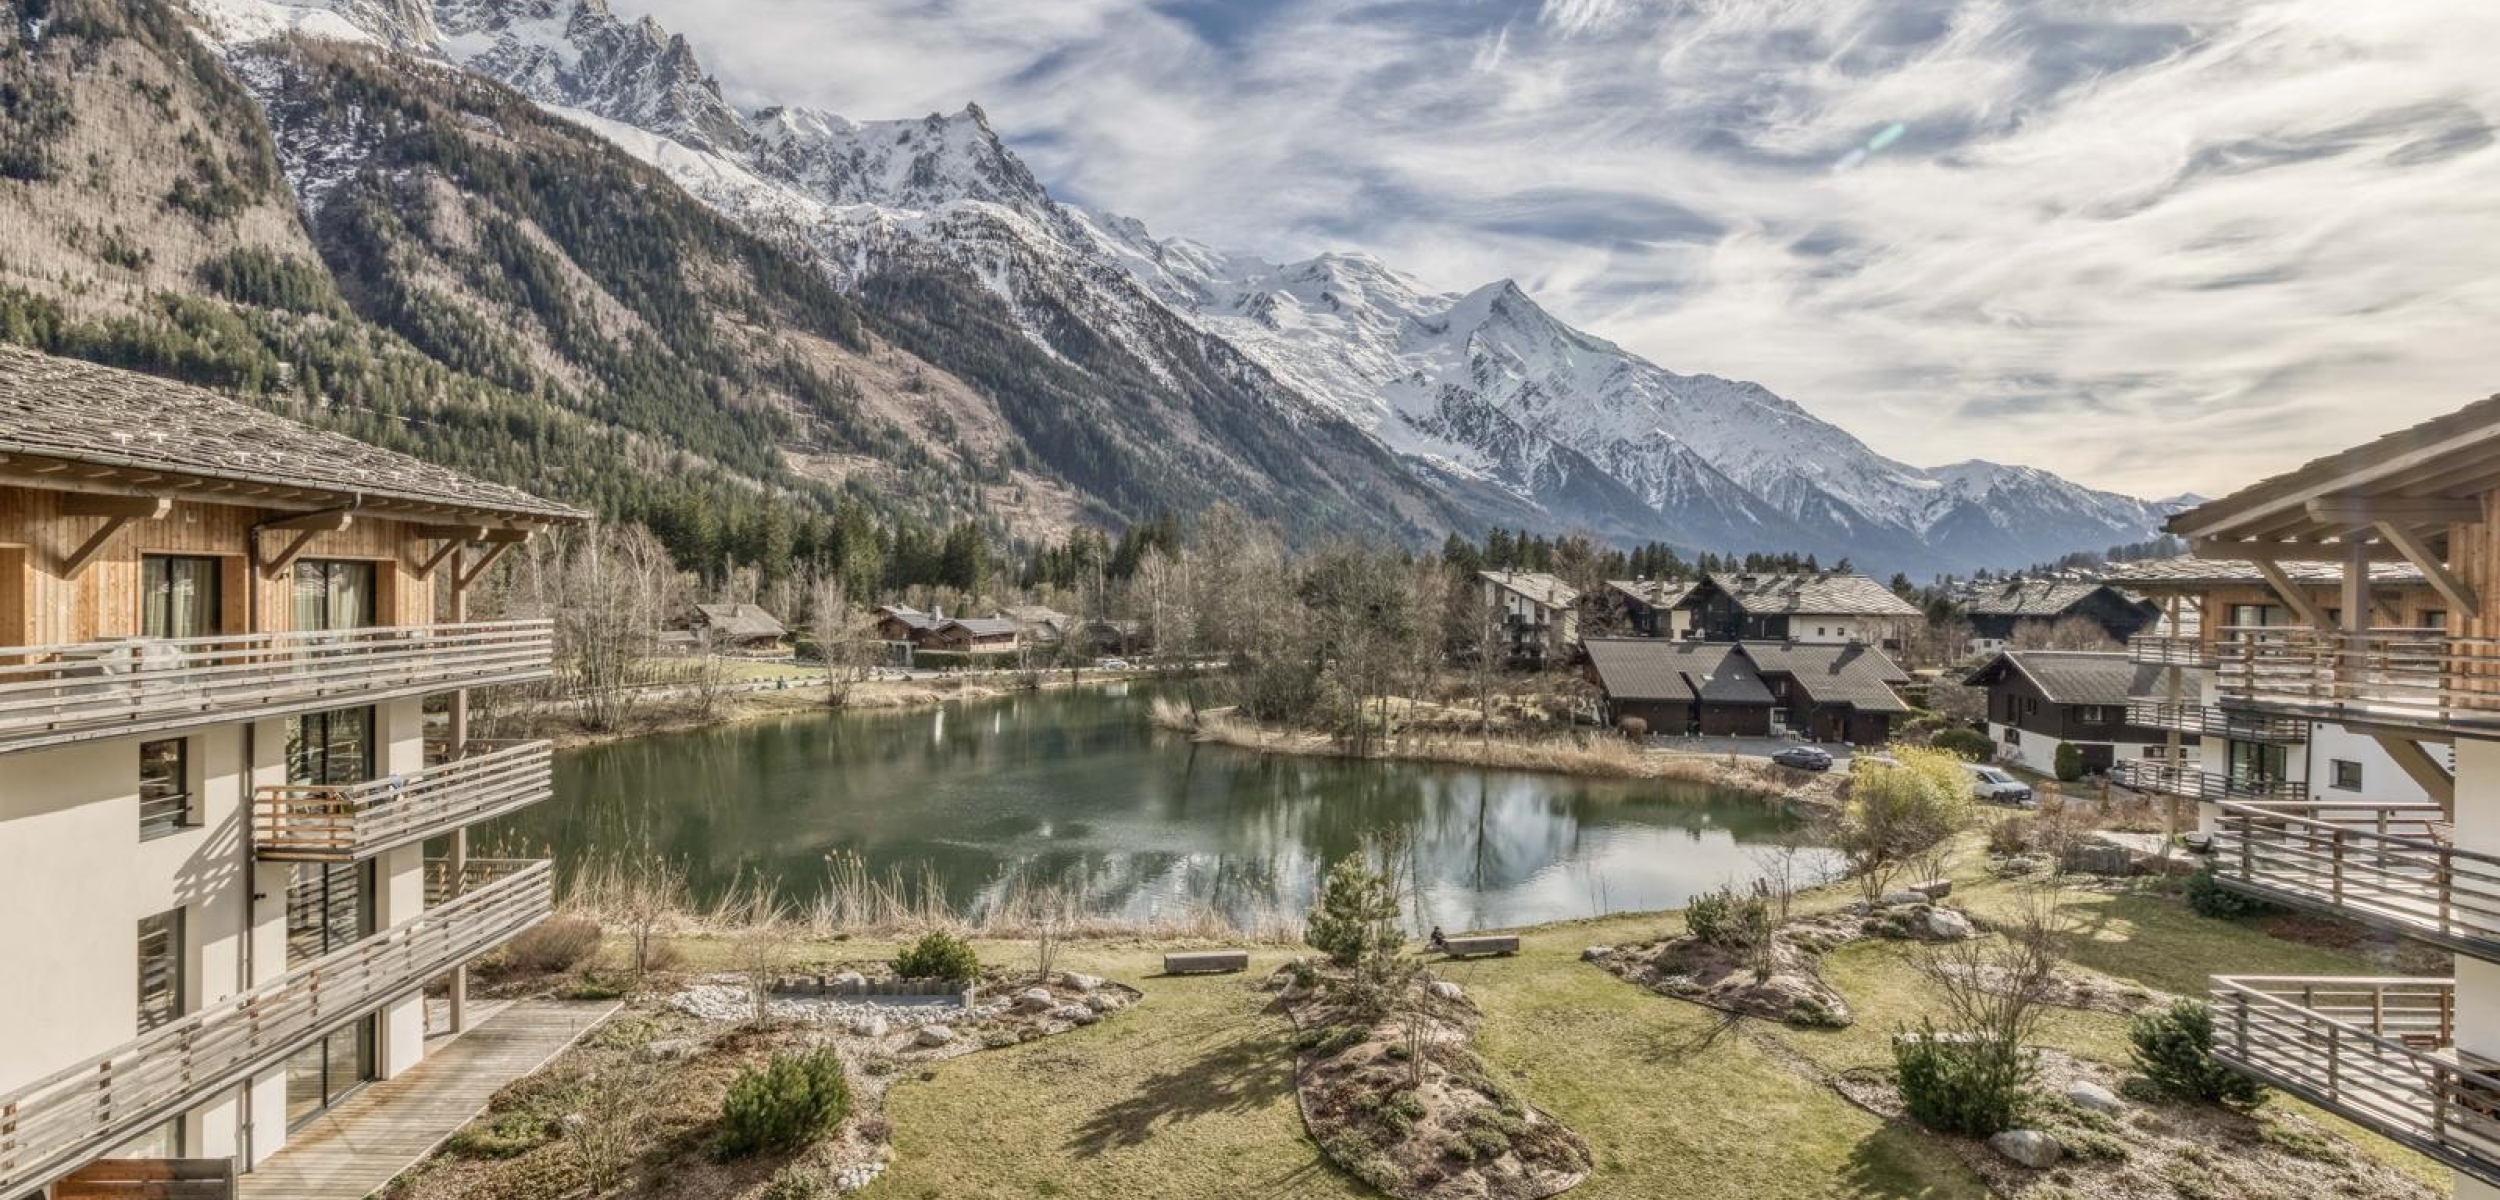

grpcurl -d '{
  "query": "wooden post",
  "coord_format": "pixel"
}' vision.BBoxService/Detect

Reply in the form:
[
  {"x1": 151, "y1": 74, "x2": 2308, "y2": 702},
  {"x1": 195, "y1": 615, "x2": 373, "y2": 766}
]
[{"x1": 448, "y1": 544, "x2": 471, "y2": 1035}]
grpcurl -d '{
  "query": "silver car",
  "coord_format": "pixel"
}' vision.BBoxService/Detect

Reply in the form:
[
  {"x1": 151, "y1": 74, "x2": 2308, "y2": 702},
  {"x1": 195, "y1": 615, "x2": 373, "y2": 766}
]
[{"x1": 1965, "y1": 763, "x2": 2036, "y2": 807}]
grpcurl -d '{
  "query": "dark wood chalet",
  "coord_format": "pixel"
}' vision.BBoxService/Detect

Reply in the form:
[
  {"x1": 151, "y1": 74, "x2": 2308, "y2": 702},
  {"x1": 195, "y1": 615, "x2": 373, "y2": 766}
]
[
  {"x1": 1741, "y1": 641, "x2": 1914, "y2": 745},
  {"x1": 1962, "y1": 650, "x2": 2179, "y2": 774},
  {"x1": 1962, "y1": 580, "x2": 2159, "y2": 651},
  {"x1": 1583, "y1": 639, "x2": 1773, "y2": 736},
  {"x1": 1677, "y1": 571, "x2": 1921, "y2": 647}
]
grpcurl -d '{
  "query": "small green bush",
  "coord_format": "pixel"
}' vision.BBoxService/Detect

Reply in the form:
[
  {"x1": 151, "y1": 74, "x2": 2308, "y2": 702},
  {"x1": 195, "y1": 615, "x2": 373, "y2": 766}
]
[
  {"x1": 2052, "y1": 742, "x2": 2083, "y2": 782},
  {"x1": 892, "y1": 931, "x2": 981, "y2": 982},
  {"x1": 2256, "y1": 1116, "x2": 2344, "y2": 1163},
  {"x1": 1306, "y1": 857, "x2": 1402, "y2": 968},
  {"x1": 1893, "y1": 1024, "x2": 2035, "y2": 1136},
  {"x1": 761, "y1": 1163, "x2": 828, "y2": 1200},
  {"x1": 1930, "y1": 727, "x2": 1994, "y2": 762},
  {"x1": 2184, "y1": 867, "x2": 2279, "y2": 920},
  {"x1": 716, "y1": 1047, "x2": 851, "y2": 1159},
  {"x1": 447, "y1": 1111, "x2": 551, "y2": 1159},
  {"x1": 1683, "y1": 883, "x2": 1770, "y2": 948},
  {"x1": 2130, "y1": 1000, "x2": 2265, "y2": 1108}
]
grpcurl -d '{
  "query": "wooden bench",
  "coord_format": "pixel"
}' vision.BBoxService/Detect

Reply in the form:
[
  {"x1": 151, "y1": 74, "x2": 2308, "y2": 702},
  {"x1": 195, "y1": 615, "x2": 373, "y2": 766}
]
[
  {"x1": 1440, "y1": 935, "x2": 1519, "y2": 959},
  {"x1": 1162, "y1": 950, "x2": 1249, "y2": 975},
  {"x1": 58, "y1": 1159, "x2": 235, "y2": 1200}
]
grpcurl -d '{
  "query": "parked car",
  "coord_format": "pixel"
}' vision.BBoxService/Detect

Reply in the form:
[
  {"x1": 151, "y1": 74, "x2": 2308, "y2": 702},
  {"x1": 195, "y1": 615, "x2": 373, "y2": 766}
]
[
  {"x1": 1097, "y1": 658, "x2": 1131, "y2": 671},
  {"x1": 1772, "y1": 746, "x2": 1834, "y2": 772},
  {"x1": 1966, "y1": 763, "x2": 2036, "y2": 807}
]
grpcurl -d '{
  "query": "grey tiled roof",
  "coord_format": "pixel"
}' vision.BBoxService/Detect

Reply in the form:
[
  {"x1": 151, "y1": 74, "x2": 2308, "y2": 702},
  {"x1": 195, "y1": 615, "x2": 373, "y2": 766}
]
[
  {"x1": 2100, "y1": 555, "x2": 2426, "y2": 589},
  {"x1": 1704, "y1": 571, "x2": 1921, "y2": 618},
  {"x1": 1583, "y1": 638, "x2": 1773, "y2": 705},
  {"x1": 1605, "y1": 579, "x2": 1697, "y2": 608},
  {"x1": 1966, "y1": 650, "x2": 2163, "y2": 707},
  {"x1": 1739, "y1": 641, "x2": 1913, "y2": 713},
  {"x1": 1481, "y1": 570, "x2": 1581, "y2": 609},
  {"x1": 1964, "y1": 580, "x2": 2126, "y2": 617},
  {"x1": 692, "y1": 603, "x2": 786, "y2": 639},
  {"x1": 942, "y1": 617, "x2": 1021, "y2": 638},
  {"x1": 0, "y1": 345, "x2": 587, "y2": 523}
]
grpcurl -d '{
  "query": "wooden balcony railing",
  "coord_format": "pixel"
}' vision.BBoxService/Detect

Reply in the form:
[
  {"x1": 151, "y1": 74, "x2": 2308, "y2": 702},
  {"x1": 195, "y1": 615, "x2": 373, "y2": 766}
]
[
  {"x1": 2124, "y1": 700, "x2": 2307, "y2": 743},
  {"x1": 254, "y1": 740, "x2": 555, "y2": 863},
  {"x1": 2128, "y1": 634, "x2": 2213, "y2": 667},
  {"x1": 0, "y1": 621, "x2": 554, "y2": 756},
  {"x1": 2110, "y1": 759, "x2": 2303, "y2": 803},
  {"x1": 2213, "y1": 802, "x2": 2500, "y2": 959},
  {"x1": 2212, "y1": 976, "x2": 2500, "y2": 1187},
  {"x1": 0, "y1": 860, "x2": 552, "y2": 1195},
  {"x1": 2215, "y1": 627, "x2": 2500, "y2": 733}
]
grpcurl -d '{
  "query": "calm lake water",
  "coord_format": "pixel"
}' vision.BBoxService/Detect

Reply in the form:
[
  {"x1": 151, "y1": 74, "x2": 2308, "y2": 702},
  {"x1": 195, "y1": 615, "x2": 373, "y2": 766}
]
[{"x1": 489, "y1": 685, "x2": 1837, "y2": 931}]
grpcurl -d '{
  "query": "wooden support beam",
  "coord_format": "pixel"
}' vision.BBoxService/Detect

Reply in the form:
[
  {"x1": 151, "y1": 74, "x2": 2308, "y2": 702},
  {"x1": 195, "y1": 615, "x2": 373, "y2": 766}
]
[
  {"x1": 2307, "y1": 497, "x2": 2485, "y2": 525},
  {"x1": 2192, "y1": 537, "x2": 2408, "y2": 564},
  {"x1": 2374, "y1": 520, "x2": 2479, "y2": 615},
  {"x1": 416, "y1": 537, "x2": 467, "y2": 579},
  {"x1": 60, "y1": 516, "x2": 131, "y2": 577},
  {"x1": 453, "y1": 537, "x2": 524, "y2": 592},
  {"x1": 2371, "y1": 733, "x2": 2456, "y2": 817},
  {"x1": 2252, "y1": 560, "x2": 2334, "y2": 630},
  {"x1": 412, "y1": 523, "x2": 492, "y2": 544},
  {"x1": 258, "y1": 508, "x2": 356, "y2": 534},
  {"x1": 60, "y1": 495, "x2": 172, "y2": 520}
]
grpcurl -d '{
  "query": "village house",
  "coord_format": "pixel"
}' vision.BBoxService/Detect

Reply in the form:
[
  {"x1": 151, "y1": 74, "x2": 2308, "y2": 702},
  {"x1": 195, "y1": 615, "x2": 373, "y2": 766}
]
[
  {"x1": 924, "y1": 616, "x2": 1021, "y2": 657},
  {"x1": 1961, "y1": 650, "x2": 2179, "y2": 775},
  {"x1": 873, "y1": 603, "x2": 941, "y2": 645},
  {"x1": 1478, "y1": 570, "x2": 1581, "y2": 665},
  {"x1": 1000, "y1": 604, "x2": 1073, "y2": 646},
  {"x1": 1600, "y1": 578, "x2": 1696, "y2": 638},
  {"x1": 1960, "y1": 579, "x2": 2160, "y2": 654},
  {"x1": 681, "y1": 601, "x2": 790, "y2": 654},
  {"x1": 1081, "y1": 617, "x2": 1152, "y2": 659},
  {"x1": 1675, "y1": 570, "x2": 1920, "y2": 649},
  {"x1": 0, "y1": 347, "x2": 586, "y2": 1197},
  {"x1": 2147, "y1": 393, "x2": 2500, "y2": 1199},
  {"x1": 1583, "y1": 638, "x2": 1913, "y2": 744}
]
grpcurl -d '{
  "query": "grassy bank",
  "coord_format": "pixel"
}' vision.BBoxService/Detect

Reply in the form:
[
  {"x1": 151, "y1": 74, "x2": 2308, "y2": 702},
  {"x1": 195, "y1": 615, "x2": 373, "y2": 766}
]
[{"x1": 518, "y1": 666, "x2": 1158, "y2": 750}]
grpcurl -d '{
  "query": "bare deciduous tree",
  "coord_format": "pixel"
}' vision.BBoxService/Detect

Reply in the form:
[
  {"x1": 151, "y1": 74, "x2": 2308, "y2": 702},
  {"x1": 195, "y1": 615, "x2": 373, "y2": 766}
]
[{"x1": 809, "y1": 574, "x2": 877, "y2": 708}]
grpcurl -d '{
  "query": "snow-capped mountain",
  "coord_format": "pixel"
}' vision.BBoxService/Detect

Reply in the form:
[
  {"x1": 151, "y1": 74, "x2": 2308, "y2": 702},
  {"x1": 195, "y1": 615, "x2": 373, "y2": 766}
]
[{"x1": 185, "y1": 0, "x2": 2174, "y2": 575}]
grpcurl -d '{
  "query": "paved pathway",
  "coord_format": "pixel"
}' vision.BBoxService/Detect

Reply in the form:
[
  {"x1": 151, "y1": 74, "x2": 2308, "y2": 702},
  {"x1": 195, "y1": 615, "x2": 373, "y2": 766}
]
[{"x1": 240, "y1": 999, "x2": 618, "y2": 1200}]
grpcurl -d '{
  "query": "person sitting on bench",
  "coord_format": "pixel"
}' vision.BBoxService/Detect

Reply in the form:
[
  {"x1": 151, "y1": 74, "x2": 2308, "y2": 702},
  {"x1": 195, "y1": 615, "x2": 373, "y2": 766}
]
[{"x1": 1427, "y1": 925, "x2": 1448, "y2": 954}]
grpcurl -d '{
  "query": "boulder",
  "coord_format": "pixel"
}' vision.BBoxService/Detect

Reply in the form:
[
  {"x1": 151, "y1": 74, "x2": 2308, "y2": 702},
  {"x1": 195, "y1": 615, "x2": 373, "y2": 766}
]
[
  {"x1": 1581, "y1": 946, "x2": 1614, "y2": 962},
  {"x1": 1987, "y1": 1129, "x2": 2063, "y2": 1170},
  {"x1": 1427, "y1": 981, "x2": 1465, "y2": 1002},
  {"x1": 829, "y1": 970, "x2": 867, "y2": 990},
  {"x1": 1878, "y1": 890, "x2": 1930, "y2": 908},
  {"x1": 848, "y1": 1013, "x2": 889, "y2": 1039},
  {"x1": 1923, "y1": 908, "x2": 1976, "y2": 941},
  {"x1": 1082, "y1": 994, "x2": 1117, "y2": 1013},
  {"x1": 1062, "y1": 972, "x2": 1105, "y2": 993},
  {"x1": 1016, "y1": 987, "x2": 1055, "y2": 1011},
  {"x1": 1909, "y1": 878, "x2": 1952, "y2": 900},
  {"x1": 1999, "y1": 856, "x2": 2043, "y2": 876},
  {"x1": 914, "y1": 1025, "x2": 956, "y2": 1048},
  {"x1": 1050, "y1": 1003, "x2": 1093, "y2": 1022},
  {"x1": 2064, "y1": 1081, "x2": 2124, "y2": 1114}
]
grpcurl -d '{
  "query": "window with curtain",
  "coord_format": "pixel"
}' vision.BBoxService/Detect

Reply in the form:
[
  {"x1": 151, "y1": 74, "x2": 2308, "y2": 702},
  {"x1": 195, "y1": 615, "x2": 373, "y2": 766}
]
[
  {"x1": 140, "y1": 555, "x2": 222, "y2": 639},
  {"x1": 293, "y1": 559, "x2": 377, "y2": 632}
]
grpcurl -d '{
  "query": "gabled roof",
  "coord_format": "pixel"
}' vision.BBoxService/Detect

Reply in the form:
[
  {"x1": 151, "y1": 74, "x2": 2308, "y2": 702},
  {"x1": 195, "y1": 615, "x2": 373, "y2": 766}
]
[
  {"x1": 0, "y1": 345, "x2": 586, "y2": 524},
  {"x1": 1964, "y1": 580, "x2": 2145, "y2": 618},
  {"x1": 1964, "y1": 650, "x2": 2162, "y2": 707},
  {"x1": 1000, "y1": 605, "x2": 1071, "y2": 631},
  {"x1": 1605, "y1": 579, "x2": 1697, "y2": 608},
  {"x1": 877, "y1": 605, "x2": 941, "y2": 631},
  {"x1": 1739, "y1": 641, "x2": 1913, "y2": 713},
  {"x1": 1480, "y1": 570, "x2": 1581, "y2": 609},
  {"x1": 939, "y1": 617, "x2": 1020, "y2": 638},
  {"x1": 691, "y1": 603, "x2": 787, "y2": 639},
  {"x1": 2100, "y1": 555, "x2": 2426, "y2": 590},
  {"x1": 1583, "y1": 638, "x2": 1773, "y2": 705},
  {"x1": 2168, "y1": 393, "x2": 2500, "y2": 553},
  {"x1": 1692, "y1": 571, "x2": 1920, "y2": 618}
]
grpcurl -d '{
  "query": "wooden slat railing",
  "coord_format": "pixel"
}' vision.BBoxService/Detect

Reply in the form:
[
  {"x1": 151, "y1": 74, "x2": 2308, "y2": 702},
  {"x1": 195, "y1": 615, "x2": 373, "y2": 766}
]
[
  {"x1": 2214, "y1": 802, "x2": 2500, "y2": 959},
  {"x1": 0, "y1": 621, "x2": 554, "y2": 755},
  {"x1": 2128, "y1": 634, "x2": 2214, "y2": 667},
  {"x1": 0, "y1": 860, "x2": 553, "y2": 1195},
  {"x1": 2124, "y1": 700, "x2": 2307, "y2": 743},
  {"x1": 254, "y1": 740, "x2": 554, "y2": 862},
  {"x1": 2111, "y1": 759, "x2": 2304, "y2": 803},
  {"x1": 2212, "y1": 976, "x2": 2500, "y2": 1187},
  {"x1": 2215, "y1": 626, "x2": 2500, "y2": 733}
]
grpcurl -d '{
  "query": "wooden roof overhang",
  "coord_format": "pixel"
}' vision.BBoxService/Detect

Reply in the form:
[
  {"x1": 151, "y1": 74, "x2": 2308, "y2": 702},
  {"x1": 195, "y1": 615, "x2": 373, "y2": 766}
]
[{"x1": 0, "y1": 449, "x2": 585, "y2": 531}]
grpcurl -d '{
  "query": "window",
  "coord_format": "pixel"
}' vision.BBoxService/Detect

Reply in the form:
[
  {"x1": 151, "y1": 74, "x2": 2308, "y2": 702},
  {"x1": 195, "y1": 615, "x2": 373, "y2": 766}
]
[
  {"x1": 2228, "y1": 740, "x2": 2289, "y2": 785},
  {"x1": 138, "y1": 739, "x2": 191, "y2": 840},
  {"x1": 2142, "y1": 744, "x2": 2168, "y2": 759},
  {"x1": 2331, "y1": 759, "x2": 2364, "y2": 790},
  {"x1": 137, "y1": 908, "x2": 183, "y2": 1033},
  {"x1": 286, "y1": 861, "x2": 372, "y2": 968},
  {"x1": 293, "y1": 559, "x2": 377, "y2": 632},
  {"x1": 288, "y1": 706, "x2": 375, "y2": 788},
  {"x1": 2074, "y1": 705, "x2": 2113, "y2": 724},
  {"x1": 140, "y1": 555, "x2": 221, "y2": 639},
  {"x1": 2004, "y1": 727, "x2": 2021, "y2": 746},
  {"x1": 2424, "y1": 609, "x2": 2449, "y2": 631},
  {"x1": 2227, "y1": 603, "x2": 2280, "y2": 629}
]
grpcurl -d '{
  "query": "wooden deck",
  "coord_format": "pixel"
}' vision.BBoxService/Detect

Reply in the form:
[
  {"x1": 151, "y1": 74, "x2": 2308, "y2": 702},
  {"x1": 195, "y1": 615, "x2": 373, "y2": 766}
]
[{"x1": 240, "y1": 999, "x2": 617, "y2": 1200}]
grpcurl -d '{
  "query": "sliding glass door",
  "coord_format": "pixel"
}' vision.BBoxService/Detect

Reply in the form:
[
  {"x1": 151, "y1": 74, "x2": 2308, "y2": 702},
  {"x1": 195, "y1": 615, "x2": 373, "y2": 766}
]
[
  {"x1": 293, "y1": 559, "x2": 377, "y2": 633},
  {"x1": 140, "y1": 555, "x2": 221, "y2": 640},
  {"x1": 288, "y1": 706, "x2": 375, "y2": 788},
  {"x1": 282, "y1": 860, "x2": 376, "y2": 1126}
]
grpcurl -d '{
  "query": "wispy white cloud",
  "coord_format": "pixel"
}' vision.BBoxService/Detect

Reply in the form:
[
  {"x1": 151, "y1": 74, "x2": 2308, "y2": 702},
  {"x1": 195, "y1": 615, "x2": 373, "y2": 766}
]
[{"x1": 611, "y1": 0, "x2": 2500, "y2": 497}]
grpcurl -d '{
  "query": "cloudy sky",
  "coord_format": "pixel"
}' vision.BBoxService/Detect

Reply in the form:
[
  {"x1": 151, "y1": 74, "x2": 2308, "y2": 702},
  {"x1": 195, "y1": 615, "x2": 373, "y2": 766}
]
[{"x1": 614, "y1": 0, "x2": 2500, "y2": 498}]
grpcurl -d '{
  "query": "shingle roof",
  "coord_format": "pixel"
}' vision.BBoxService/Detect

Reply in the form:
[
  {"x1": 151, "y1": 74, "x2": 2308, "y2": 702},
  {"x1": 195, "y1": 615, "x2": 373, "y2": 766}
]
[
  {"x1": 1964, "y1": 580, "x2": 2128, "y2": 617},
  {"x1": 2100, "y1": 555, "x2": 2426, "y2": 590},
  {"x1": 1739, "y1": 641, "x2": 1913, "y2": 713},
  {"x1": 1481, "y1": 570, "x2": 1581, "y2": 609},
  {"x1": 1001, "y1": 605, "x2": 1071, "y2": 630},
  {"x1": 1605, "y1": 579, "x2": 1697, "y2": 608},
  {"x1": 0, "y1": 345, "x2": 586, "y2": 523},
  {"x1": 1583, "y1": 638, "x2": 1773, "y2": 705},
  {"x1": 942, "y1": 617, "x2": 1020, "y2": 638},
  {"x1": 1966, "y1": 650, "x2": 2163, "y2": 707},
  {"x1": 1700, "y1": 571, "x2": 1920, "y2": 618},
  {"x1": 2169, "y1": 393, "x2": 2500, "y2": 546},
  {"x1": 692, "y1": 603, "x2": 787, "y2": 639}
]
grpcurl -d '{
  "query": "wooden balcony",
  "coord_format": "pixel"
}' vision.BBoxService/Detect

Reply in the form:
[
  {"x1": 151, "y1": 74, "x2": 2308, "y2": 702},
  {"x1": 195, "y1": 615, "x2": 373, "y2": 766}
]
[
  {"x1": 2212, "y1": 976, "x2": 2500, "y2": 1187},
  {"x1": 254, "y1": 740, "x2": 554, "y2": 863},
  {"x1": 2215, "y1": 626, "x2": 2500, "y2": 736},
  {"x1": 2124, "y1": 700, "x2": 2307, "y2": 743},
  {"x1": 0, "y1": 621, "x2": 553, "y2": 756},
  {"x1": 0, "y1": 860, "x2": 553, "y2": 1196},
  {"x1": 2213, "y1": 802, "x2": 2500, "y2": 960},
  {"x1": 2128, "y1": 634, "x2": 2213, "y2": 667},
  {"x1": 2110, "y1": 759, "x2": 2303, "y2": 803}
]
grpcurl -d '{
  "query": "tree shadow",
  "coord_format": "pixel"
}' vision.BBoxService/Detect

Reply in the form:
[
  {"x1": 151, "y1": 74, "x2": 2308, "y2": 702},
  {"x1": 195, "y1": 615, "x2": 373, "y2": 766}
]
[
  {"x1": 1064, "y1": 1020, "x2": 1299, "y2": 1158},
  {"x1": 1634, "y1": 1007, "x2": 1747, "y2": 1064},
  {"x1": 1838, "y1": 1119, "x2": 1981, "y2": 1198}
]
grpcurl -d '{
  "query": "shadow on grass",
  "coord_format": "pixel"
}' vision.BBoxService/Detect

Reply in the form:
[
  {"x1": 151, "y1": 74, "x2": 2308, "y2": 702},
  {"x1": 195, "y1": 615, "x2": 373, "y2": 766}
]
[
  {"x1": 1064, "y1": 1023, "x2": 1299, "y2": 1158},
  {"x1": 1839, "y1": 1120, "x2": 1979, "y2": 1199},
  {"x1": 1635, "y1": 1008, "x2": 1747, "y2": 1063}
]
